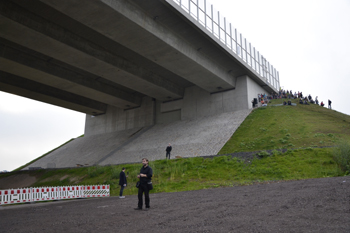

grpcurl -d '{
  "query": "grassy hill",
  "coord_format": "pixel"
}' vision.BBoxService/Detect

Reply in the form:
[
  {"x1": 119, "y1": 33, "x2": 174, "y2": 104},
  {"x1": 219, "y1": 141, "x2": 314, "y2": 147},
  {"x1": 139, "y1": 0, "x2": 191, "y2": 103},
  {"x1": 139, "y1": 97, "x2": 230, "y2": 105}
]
[
  {"x1": 220, "y1": 98, "x2": 350, "y2": 153},
  {"x1": 1, "y1": 98, "x2": 349, "y2": 196}
]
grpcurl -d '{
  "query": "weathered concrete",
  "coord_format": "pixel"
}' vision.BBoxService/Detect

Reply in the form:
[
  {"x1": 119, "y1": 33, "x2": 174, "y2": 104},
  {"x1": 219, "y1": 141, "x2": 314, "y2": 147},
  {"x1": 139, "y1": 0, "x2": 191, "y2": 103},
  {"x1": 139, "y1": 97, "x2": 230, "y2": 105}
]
[
  {"x1": 1, "y1": 0, "x2": 276, "y2": 116},
  {"x1": 25, "y1": 127, "x2": 146, "y2": 169},
  {"x1": 24, "y1": 109, "x2": 251, "y2": 169},
  {"x1": 84, "y1": 76, "x2": 265, "y2": 137},
  {"x1": 85, "y1": 97, "x2": 155, "y2": 136},
  {"x1": 99, "y1": 109, "x2": 252, "y2": 165}
]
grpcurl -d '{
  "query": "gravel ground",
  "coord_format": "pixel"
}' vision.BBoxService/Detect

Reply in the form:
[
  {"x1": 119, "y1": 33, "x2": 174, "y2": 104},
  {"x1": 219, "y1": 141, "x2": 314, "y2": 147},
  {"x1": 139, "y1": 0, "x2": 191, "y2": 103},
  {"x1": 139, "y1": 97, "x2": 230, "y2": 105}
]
[{"x1": 1, "y1": 176, "x2": 349, "y2": 233}]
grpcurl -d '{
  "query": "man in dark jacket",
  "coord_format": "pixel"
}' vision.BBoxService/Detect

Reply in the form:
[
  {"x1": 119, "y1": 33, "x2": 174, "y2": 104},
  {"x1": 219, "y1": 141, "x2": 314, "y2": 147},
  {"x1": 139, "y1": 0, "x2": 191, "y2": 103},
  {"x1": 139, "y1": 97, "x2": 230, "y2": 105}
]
[
  {"x1": 119, "y1": 167, "x2": 127, "y2": 198},
  {"x1": 166, "y1": 143, "x2": 172, "y2": 159},
  {"x1": 135, "y1": 158, "x2": 153, "y2": 211}
]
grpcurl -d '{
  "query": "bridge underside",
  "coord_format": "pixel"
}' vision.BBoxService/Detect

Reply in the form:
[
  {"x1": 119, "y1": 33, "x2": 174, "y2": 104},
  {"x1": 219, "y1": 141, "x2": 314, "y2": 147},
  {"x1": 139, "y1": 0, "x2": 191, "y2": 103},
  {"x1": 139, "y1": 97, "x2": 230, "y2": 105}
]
[{"x1": 0, "y1": 0, "x2": 274, "y2": 117}]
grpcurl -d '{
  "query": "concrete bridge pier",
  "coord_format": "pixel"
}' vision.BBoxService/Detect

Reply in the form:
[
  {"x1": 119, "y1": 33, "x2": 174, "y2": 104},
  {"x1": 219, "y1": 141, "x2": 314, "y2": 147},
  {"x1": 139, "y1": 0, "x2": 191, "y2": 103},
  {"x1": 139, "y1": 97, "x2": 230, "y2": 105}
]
[{"x1": 85, "y1": 75, "x2": 266, "y2": 137}]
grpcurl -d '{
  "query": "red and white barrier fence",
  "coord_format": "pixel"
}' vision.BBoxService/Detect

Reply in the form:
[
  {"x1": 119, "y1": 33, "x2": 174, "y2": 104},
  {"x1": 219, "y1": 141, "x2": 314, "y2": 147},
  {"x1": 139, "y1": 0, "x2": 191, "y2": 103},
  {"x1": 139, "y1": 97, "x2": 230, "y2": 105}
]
[{"x1": 0, "y1": 184, "x2": 109, "y2": 205}]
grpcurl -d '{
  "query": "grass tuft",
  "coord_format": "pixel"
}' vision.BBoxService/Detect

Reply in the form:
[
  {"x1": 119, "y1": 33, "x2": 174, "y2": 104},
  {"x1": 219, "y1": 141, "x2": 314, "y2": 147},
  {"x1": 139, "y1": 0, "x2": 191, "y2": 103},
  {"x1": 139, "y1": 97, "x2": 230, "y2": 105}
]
[{"x1": 333, "y1": 141, "x2": 350, "y2": 174}]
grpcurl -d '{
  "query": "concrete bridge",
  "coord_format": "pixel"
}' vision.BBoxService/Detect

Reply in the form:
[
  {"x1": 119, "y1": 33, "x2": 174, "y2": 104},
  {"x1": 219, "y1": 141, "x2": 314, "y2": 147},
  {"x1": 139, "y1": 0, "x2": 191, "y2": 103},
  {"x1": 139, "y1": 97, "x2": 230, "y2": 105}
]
[{"x1": 0, "y1": 0, "x2": 280, "y2": 168}]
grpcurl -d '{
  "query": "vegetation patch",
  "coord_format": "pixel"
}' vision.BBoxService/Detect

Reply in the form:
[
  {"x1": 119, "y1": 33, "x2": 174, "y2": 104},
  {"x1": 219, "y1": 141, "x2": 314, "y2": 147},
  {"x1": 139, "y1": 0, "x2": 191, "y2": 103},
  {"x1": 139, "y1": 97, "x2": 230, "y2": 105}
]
[
  {"x1": 333, "y1": 140, "x2": 350, "y2": 174},
  {"x1": 219, "y1": 99, "x2": 350, "y2": 154}
]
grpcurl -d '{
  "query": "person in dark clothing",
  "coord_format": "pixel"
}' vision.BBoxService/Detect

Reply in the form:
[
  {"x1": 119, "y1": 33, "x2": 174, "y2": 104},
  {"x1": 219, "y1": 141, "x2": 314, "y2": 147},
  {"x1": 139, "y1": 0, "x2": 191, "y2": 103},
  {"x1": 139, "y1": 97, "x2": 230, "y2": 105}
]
[
  {"x1": 135, "y1": 158, "x2": 153, "y2": 211},
  {"x1": 328, "y1": 99, "x2": 332, "y2": 109},
  {"x1": 119, "y1": 167, "x2": 127, "y2": 198},
  {"x1": 166, "y1": 143, "x2": 172, "y2": 159}
]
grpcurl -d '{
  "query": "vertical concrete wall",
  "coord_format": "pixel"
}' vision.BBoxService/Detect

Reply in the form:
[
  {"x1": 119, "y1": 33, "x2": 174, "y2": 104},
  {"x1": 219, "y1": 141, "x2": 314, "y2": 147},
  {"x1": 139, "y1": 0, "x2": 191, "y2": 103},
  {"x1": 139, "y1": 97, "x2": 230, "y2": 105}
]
[
  {"x1": 180, "y1": 84, "x2": 240, "y2": 120},
  {"x1": 84, "y1": 76, "x2": 267, "y2": 134},
  {"x1": 85, "y1": 97, "x2": 154, "y2": 136},
  {"x1": 246, "y1": 76, "x2": 272, "y2": 104},
  {"x1": 155, "y1": 100, "x2": 182, "y2": 124},
  {"x1": 159, "y1": 75, "x2": 266, "y2": 121}
]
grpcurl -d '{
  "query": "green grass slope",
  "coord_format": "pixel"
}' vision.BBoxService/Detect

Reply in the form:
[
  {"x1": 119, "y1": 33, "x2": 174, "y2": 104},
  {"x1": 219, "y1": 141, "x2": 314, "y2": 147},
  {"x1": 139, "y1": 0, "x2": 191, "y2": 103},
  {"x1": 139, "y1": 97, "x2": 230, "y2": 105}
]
[
  {"x1": 1, "y1": 99, "x2": 349, "y2": 197},
  {"x1": 219, "y1": 99, "x2": 350, "y2": 153}
]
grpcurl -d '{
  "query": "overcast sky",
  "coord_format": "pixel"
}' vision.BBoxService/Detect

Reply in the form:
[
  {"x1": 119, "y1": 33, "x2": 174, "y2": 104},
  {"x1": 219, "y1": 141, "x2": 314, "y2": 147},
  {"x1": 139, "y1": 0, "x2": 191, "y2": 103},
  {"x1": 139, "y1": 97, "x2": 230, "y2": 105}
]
[{"x1": 1, "y1": 0, "x2": 349, "y2": 171}]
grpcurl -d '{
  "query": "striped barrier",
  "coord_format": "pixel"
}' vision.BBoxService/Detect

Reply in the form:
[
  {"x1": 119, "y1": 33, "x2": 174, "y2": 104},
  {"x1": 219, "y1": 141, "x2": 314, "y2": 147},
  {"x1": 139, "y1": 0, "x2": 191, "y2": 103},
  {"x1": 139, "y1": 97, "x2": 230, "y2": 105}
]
[{"x1": 0, "y1": 185, "x2": 109, "y2": 205}]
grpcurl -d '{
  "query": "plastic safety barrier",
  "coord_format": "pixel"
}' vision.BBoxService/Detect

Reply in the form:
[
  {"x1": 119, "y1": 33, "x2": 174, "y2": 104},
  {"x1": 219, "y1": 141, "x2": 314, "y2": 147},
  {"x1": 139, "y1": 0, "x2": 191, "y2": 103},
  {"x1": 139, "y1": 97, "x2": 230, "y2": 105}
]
[{"x1": 0, "y1": 185, "x2": 109, "y2": 205}]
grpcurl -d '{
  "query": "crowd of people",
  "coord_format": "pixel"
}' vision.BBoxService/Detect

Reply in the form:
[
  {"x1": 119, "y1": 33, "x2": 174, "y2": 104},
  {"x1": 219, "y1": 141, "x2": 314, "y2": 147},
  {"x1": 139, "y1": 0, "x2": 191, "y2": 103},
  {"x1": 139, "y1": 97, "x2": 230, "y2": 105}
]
[{"x1": 256, "y1": 89, "x2": 332, "y2": 109}]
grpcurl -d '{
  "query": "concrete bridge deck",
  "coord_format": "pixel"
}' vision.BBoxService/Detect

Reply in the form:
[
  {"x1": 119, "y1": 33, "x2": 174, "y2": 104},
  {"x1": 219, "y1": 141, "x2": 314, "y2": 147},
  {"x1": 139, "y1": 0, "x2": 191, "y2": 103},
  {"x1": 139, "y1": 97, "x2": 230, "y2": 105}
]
[{"x1": 1, "y1": 0, "x2": 278, "y2": 116}]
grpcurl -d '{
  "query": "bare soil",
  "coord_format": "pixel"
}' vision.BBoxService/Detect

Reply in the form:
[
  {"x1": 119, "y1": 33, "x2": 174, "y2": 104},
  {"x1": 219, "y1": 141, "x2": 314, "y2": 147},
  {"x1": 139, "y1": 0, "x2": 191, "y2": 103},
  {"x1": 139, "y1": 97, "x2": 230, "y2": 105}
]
[
  {"x1": 0, "y1": 174, "x2": 37, "y2": 189},
  {"x1": 1, "y1": 176, "x2": 349, "y2": 232}
]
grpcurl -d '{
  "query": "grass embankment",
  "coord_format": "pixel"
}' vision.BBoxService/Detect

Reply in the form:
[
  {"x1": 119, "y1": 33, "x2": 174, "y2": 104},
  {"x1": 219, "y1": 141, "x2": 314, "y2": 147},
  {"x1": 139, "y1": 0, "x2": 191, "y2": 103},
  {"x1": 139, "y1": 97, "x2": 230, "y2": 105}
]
[
  {"x1": 219, "y1": 98, "x2": 350, "y2": 153},
  {"x1": 1, "y1": 99, "x2": 349, "y2": 196}
]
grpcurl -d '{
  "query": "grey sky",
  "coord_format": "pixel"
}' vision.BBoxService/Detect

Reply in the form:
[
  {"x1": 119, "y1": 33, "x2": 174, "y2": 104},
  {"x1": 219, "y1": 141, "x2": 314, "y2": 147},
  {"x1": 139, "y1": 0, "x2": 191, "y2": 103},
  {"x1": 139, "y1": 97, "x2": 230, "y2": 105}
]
[{"x1": 1, "y1": 0, "x2": 349, "y2": 171}]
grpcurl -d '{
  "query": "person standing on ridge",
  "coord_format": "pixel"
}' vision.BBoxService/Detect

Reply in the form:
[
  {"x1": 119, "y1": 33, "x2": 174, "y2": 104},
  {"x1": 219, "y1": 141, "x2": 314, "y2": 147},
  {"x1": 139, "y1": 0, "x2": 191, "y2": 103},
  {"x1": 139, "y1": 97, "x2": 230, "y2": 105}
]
[
  {"x1": 135, "y1": 158, "x2": 153, "y2": 211},
  {"x1": 119, "y1": 167, "x2": 127, "y2": 198},
  {"x1": 328, "y1": 99, "x2": 332, "y2": 109},
  {"x1": 166, "y1": 143, "x2": 172, "y2": 159}
]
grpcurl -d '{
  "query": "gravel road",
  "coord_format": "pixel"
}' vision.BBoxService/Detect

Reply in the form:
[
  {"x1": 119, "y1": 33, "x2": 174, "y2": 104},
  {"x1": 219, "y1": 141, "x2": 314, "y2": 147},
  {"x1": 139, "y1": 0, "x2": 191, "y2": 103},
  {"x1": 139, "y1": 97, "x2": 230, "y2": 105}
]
[{"x1": 1, "y1": 176, "x2": 349, "y2": 232}]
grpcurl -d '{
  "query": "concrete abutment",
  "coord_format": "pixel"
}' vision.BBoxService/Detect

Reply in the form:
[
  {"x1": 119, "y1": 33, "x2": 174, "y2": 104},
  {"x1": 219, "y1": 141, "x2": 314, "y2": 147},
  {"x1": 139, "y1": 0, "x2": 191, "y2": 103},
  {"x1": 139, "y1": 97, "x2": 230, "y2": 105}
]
[{"x1": 85, "y1": 75, "x2": 267, "y2": 137}]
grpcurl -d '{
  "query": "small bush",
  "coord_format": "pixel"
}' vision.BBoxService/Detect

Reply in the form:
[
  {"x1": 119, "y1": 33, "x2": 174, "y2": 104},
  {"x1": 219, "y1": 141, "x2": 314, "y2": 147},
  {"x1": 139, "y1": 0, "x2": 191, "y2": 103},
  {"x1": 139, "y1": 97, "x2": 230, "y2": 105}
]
[
  {"x1": 279, "y1": 139, "x2": 288, "y2": 144},
  {"x1": 257, "y1": 150, "x2": 270, "y2": 158},
  {"x1": 333, "y1": 141, "x2": 350, "y2": 174},
  {"x1": 271, "y1": 149, "x2": 281, "y2": 156}
]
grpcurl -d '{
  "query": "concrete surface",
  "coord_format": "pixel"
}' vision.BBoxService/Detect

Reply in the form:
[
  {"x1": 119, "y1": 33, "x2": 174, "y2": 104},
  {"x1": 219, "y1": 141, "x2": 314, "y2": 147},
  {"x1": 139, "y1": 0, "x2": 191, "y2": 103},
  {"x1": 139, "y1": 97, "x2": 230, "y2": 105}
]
[
  {"x1": 1, "y1": 0, "x2": 277, "y2": 116},
  {"x1": 84, "y1": 76, "x2": 266, "y2": 137},
  {"x1": 24, "y1": 109, "x2": 251, "y2": 169}
]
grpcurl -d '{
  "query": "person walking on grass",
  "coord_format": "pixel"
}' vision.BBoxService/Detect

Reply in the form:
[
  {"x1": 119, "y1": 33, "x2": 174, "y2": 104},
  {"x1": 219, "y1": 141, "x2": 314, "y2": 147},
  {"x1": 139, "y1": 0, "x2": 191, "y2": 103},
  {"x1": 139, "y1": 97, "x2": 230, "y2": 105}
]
[
  {"x1": 119, "y1": 167, "x2": 127, "y2": 198},
  {"x1": 135, "y1": 158, "x2": 153, "y2": 211}
]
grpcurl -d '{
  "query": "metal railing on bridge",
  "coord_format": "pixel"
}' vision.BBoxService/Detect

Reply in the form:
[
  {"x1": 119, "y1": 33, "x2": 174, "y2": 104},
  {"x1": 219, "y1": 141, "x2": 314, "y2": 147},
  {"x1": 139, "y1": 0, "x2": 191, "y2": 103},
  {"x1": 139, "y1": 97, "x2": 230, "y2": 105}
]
[{"x1": 166, "y1": 0, "x2": 280, "y2": 92}]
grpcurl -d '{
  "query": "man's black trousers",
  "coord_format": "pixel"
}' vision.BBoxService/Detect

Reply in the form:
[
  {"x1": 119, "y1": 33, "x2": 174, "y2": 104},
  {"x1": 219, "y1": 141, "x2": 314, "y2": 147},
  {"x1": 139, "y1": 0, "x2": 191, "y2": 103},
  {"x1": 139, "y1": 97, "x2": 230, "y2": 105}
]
[{"x1": 138, "y1": 183, "x2": 150, "y2": 209}]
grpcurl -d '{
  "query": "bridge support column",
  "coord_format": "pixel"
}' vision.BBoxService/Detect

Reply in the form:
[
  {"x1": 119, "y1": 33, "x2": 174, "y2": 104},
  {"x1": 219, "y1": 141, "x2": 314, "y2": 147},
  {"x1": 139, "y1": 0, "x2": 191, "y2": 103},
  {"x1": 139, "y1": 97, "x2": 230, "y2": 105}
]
[
  {"x1": 84, "y1": 97, "x2": 155, "y2": 136},
  {"x1": 84, "y1": 76, "x2": 269, "y2": 135},
  {"x1": 159, "y1": 76, "x2": 268, "y2": 121}
]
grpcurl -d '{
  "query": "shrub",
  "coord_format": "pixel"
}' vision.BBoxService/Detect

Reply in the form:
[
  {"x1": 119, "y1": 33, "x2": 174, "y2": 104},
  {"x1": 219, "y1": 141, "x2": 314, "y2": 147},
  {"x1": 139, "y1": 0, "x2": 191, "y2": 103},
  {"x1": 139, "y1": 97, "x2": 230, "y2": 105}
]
[
  {"x1": 257, "y1": 150, "x2": 270, "y2": 158},
  {"x1": 333, "y1": 141, "x2": 350, "y2": 174}
]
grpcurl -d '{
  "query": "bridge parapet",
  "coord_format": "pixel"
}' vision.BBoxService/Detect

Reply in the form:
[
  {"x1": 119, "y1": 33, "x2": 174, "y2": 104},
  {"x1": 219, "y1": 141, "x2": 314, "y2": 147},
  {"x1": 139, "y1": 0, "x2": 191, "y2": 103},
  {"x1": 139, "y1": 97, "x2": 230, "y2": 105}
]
[{"x1": 166, "y1": 0, "x2": 280, "y2": 92}]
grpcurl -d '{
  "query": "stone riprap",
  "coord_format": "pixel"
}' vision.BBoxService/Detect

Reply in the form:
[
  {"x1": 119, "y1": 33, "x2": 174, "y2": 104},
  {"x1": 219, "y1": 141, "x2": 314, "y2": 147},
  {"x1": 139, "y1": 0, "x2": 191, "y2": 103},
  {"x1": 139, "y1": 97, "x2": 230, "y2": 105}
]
[{"x1": 24, "y1": 109, "x2": 251, "y2": 169}]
